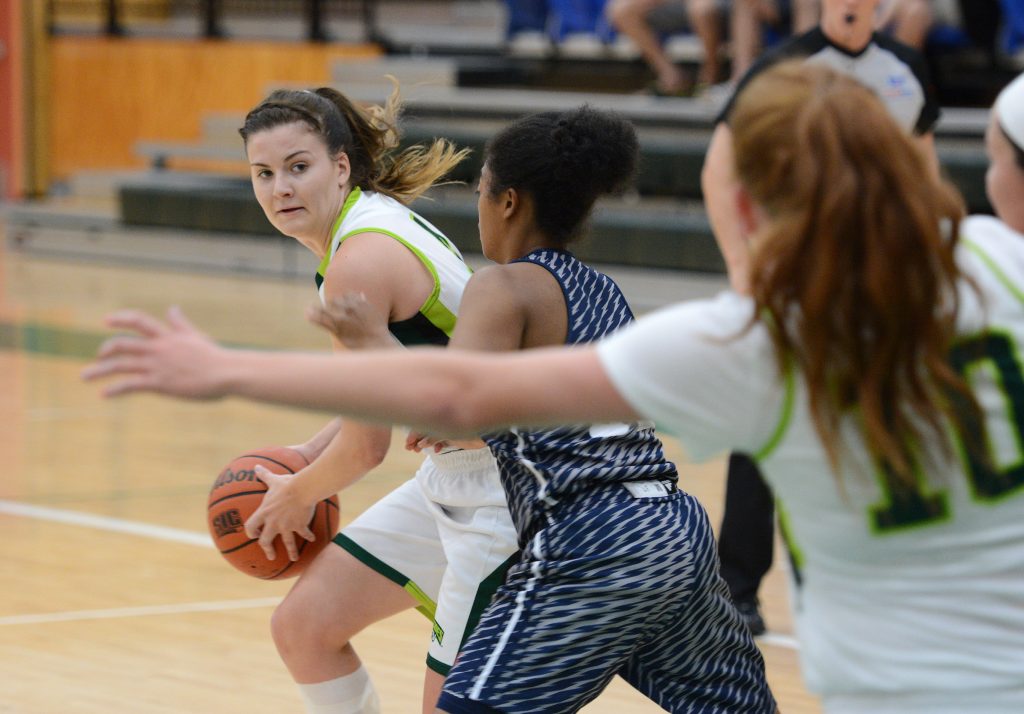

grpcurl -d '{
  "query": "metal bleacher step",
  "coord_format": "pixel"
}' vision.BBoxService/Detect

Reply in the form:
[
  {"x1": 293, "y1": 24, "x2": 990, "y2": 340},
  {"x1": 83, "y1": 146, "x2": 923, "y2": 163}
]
[
  {"x1": 134, "y1": 105, "x2": 992, "y2": 215},
  {"x1": 112, "y1": 177, "x2": 723, "y2": 273}
]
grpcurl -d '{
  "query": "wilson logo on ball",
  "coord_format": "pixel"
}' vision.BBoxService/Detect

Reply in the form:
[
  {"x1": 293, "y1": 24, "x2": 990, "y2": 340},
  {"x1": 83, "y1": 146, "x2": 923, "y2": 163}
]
[
  {"x1": 211, "y1": 467, "x2": 261, "y2": 492},
  {"x1": 207, "y1": 446, "x2": 339, "y2": 580},
  {"x1": 212, "y1": 509, "x2": 244, "y2": 537}
]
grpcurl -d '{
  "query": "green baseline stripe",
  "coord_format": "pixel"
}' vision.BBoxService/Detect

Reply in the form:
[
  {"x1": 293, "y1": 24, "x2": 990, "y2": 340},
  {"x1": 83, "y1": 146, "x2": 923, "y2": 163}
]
[
  {"x1": 0, "y1": 322, "x2": 106, "y2": 360},
  {"x1": 0, "y1": 321, "x2": 256, "y2": 361}
]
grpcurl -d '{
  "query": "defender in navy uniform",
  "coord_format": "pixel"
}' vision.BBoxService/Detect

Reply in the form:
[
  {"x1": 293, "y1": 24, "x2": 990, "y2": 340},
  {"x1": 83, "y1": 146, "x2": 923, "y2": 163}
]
[{"x1": 335, "y1": 107, "x2": 776, "y2": 713}]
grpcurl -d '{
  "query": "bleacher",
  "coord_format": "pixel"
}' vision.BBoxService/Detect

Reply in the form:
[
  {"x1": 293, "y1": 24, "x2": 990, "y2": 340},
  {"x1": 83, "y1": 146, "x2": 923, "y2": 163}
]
[
  {"x1": 5, "y1": 1, "x2": 1012, "y2": 276},
  {"x1": 115, "y1": 46, "x2": 992, "y2": 274}
]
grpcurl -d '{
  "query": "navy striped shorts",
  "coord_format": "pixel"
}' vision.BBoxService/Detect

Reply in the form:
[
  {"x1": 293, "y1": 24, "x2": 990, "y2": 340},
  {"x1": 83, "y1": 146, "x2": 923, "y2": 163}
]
[{"x1": 437, "y1": 482, "x2": 776, "y2": 713}]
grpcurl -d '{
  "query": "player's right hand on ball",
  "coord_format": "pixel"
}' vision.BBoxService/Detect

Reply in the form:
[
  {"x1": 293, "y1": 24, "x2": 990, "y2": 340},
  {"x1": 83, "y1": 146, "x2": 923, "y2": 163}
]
[{"x1": 245, "y1": 465, "x2": 317, "y2": 561}]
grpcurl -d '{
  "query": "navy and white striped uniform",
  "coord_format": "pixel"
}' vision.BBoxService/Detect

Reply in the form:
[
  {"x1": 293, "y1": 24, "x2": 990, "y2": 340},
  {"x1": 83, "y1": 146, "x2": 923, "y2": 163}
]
[{"x1": 438, "y1": 249, "x2": 776, "y2": 713}]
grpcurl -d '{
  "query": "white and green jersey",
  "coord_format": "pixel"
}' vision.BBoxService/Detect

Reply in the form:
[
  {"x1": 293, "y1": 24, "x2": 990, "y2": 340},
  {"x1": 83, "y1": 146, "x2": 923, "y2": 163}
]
[
  {"x1": 596, "y1": 214, "x2": 1024, "y2": 712},
  {"x1": 315, "y1": 186, "x2": 472, "y2": 346}
]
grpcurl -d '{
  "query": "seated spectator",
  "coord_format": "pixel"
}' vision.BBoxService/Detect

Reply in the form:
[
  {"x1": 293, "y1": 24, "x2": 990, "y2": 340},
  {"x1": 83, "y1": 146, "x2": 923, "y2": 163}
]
[
  {"x1": 505, "y1": 0, "x2": 552, "y2": 37},
  {"x1": 606, "y1": 0, "x2": 726, "y2": 95},
  {"x1": 877, "y1": 0, "x2": 934, "y2": 50},
  {"x1": 731, "y1": 0, "x2": 819, "y2": 82}
]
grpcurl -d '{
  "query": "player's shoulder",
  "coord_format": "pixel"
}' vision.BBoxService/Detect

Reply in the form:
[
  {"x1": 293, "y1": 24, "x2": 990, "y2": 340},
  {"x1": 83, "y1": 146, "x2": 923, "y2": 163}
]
[
  {"x1": 960, "y1": 215, "x2": 1024, "y2": 259},
  {"x1": 322, "y1": 229, "x2": 424, "y2": 297},
  {"x1": 958, "y1": 215, "x2": 1024, "y2": 294},
  {"x1": 467, "y1": 261, "x2": 557, "y2": 302},
  {"x1": 961, "y1": 214, "x2": 1024, "y2": 251},
  {"x1": 635, "y1": 291, "x2": 761, "y2": 346}
]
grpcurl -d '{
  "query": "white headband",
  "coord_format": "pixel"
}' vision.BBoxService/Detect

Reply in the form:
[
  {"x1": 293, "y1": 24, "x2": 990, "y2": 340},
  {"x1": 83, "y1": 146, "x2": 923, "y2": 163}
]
[{"x1": 995, "y1": 72, "x2": 1024, "y2": 150}]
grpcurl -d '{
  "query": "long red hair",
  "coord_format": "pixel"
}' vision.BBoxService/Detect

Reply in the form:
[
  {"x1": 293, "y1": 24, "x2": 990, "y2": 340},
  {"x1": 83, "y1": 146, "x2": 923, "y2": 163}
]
[{"x1": 731, "y1": 61, "x2": 972, "y2": 482}]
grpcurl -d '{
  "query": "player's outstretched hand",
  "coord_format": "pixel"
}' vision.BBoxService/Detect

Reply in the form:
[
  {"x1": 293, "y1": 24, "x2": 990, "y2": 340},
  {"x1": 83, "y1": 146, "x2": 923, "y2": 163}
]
[
  {"x1": 306, "y1": 293, "x2": 396, "y2": 350},
  {"x1": 81, "y1": 306, "x2": 228, "y2": 400}
]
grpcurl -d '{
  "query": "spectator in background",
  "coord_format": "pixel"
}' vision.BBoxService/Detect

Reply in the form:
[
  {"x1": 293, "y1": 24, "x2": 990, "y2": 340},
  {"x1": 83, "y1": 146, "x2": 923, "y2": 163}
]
[
  {"x1": 608, "y1": 0, "x2": 820, "y2": 98},
  {"x1": 730, "y1": 0, "x2": 819, "y2": 83},
  {"x1": 877, "y1": 0, "x2": 934, "y2": 50},
  {"x1": 606, "y1": 0, "x2": 726, "y2": 95},
  {"x1": 957, "y1": 0, "x2": 1002, "y2": 66}
]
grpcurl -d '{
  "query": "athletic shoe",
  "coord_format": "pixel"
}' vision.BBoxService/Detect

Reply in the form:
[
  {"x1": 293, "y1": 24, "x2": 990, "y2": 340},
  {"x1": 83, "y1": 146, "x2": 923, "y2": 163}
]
[{"x1": 734, "y1": 598, "x2": 767, "y2": 636}]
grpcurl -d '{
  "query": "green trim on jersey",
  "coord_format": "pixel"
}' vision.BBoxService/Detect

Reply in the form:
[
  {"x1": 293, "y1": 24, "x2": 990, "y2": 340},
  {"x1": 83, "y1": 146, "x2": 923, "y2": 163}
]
[
  {"x1": 335, "y1": 227, "x2": 458, "y2": 338},
  {"x1": 314, "y1": 186, "x2": 459, "y2": 339},
  {"x1": 775, "y1": 497, "x2": 805, "y2": 573},
  {"x1": 963, "y1": 237, "x2": 1024, "y2": 307},
  {"x1": 410, "y1": 211, "x2": 464, "y2": 261},
  {"x1": 755, "y1": 361, "x2": 796, "y2": 462},
  {"x1": 333, "y1": 533, "x2": 438, "y2": 621},
  {"x1": 949, "y1": 330, "x2": 1024, "y2": 504},
  {"x1": 315, "y1": 186, "x2": 363, "y2": 283}
]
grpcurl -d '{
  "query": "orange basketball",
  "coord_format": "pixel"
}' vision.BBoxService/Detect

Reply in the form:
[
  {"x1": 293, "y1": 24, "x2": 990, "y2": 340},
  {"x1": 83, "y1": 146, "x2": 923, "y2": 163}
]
[{"x1": 207, "y1": 446, "x2": 340, "y2": 580}]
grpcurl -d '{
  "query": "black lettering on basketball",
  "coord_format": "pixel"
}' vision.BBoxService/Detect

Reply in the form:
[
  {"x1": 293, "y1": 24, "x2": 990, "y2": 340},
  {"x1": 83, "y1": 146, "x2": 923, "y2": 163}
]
[{"x1": 212, "y1": 508, "x2": 244, "y2": 537}]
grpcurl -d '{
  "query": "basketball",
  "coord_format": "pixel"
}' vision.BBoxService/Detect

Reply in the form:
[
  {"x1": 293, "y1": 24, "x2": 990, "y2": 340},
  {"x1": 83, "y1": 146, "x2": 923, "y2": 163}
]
[{"x1": 207, "y1": 445, "x2": 340, "y2": 580}]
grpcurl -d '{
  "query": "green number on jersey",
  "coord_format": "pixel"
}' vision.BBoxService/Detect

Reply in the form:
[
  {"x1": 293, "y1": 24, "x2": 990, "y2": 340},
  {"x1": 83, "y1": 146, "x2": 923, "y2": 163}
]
[
  {"x1": 870, "y1": 331, "x2": 1024, "y2": 532},
  {"x1": 950, "y1": 332, "x2": 1024, "y2": 499}
]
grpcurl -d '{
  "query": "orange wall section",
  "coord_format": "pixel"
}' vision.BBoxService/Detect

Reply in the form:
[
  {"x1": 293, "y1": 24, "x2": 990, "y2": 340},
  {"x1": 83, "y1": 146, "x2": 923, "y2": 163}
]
[
  {"x1": 0, "y1": 0, "x2": 24, "y2": 197},
  {"x1": 49, "y1": 37, "x2": 382, "y2": 181}
]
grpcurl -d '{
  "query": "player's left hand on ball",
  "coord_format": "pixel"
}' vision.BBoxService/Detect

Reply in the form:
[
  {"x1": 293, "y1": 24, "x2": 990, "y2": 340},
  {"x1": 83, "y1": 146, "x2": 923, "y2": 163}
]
[{"x1": 245, "y1": 465, "x2": 317, "y2": 561}]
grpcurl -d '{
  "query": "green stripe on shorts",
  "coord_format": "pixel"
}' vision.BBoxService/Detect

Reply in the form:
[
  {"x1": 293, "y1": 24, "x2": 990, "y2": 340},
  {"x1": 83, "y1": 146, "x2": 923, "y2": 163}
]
[{"x1": 333, "y1": 532, "x2": 438, "y2": 621}]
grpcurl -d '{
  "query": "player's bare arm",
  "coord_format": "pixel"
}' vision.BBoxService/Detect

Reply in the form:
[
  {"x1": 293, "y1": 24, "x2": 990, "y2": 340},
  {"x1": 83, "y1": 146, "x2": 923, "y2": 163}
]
[{"x1": 245, "y1": 231, "x2": 429, "y2": 559}]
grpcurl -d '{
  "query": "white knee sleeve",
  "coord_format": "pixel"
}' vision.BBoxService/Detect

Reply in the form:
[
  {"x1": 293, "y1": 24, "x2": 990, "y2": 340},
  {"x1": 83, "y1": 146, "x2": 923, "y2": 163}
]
[{"x1": 298, "y1": 667, "x2": 380, "y2": 714}]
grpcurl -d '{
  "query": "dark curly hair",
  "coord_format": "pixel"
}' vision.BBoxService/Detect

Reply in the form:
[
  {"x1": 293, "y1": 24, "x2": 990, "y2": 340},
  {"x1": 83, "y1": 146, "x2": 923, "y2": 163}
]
[{"x1": 483, "y1": 106, "x2": 639, "y2": 245}]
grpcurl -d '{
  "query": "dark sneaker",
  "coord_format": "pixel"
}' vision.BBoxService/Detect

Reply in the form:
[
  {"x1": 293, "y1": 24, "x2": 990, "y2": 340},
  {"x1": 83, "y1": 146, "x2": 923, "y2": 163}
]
[{"x1": 735, "y1": 599, "x2": 767, "y2": 636}]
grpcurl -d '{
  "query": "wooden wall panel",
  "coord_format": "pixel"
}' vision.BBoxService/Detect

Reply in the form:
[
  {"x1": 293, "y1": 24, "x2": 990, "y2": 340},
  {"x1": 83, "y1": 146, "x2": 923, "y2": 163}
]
[
  {"x1": 48, "y1": 38, "x2": 381, "y2": 180},
  {"x1": 0, "y1": 0, "x2": 24, "y2": 197}
]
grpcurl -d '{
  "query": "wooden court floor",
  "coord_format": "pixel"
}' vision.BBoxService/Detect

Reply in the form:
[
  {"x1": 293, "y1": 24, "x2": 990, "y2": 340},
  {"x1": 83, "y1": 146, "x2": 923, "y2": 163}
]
[{"x1": 0, "y1": 238, "x2": 821, "y2": 713}]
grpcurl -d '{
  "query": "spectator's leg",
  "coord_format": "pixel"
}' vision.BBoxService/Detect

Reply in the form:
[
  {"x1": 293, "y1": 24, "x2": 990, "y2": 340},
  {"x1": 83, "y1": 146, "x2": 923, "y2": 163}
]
[
  {"x1": 607, "y1": 0, "x2": 687, "y2": 93},
  {"x1": 717, "y1": 452, "x2": 774, "y2": 634},
  {"x1": 790, "y1": 0, "x2": 819, "y2": 33},
  {"x1": 688, "y1": 0, "x2": 724, "y2": 85},
  {"x1": 505, "y1": 0, "x2": 551, "y2": 36},
  {"x1": 729, "y1": 0, "x2": 766, "y2": 81},
  {"x1": 957, "y1": 0, "x2": 1000, "y2": 63},
  {"x1": 880, "y1": 0, "x2": 933, "y2": 50}
]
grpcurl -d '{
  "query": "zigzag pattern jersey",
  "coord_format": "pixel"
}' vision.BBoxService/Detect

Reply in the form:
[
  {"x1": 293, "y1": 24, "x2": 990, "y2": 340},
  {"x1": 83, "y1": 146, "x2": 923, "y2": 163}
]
[
  {"x1": 483, "y1": 249, "x2": 678, "y2": 542},
  {"x1": 440, "y1": 249, "x2": 775, "y2": 713}
]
